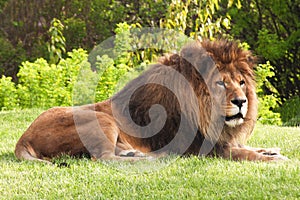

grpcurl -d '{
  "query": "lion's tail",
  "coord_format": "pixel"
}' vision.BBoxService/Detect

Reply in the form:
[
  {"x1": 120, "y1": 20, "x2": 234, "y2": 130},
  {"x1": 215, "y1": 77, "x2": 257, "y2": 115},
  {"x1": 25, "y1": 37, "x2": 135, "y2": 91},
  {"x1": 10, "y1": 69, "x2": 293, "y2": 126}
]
[{"x1": 15, "y1": 140, "x2": 52, "y2": 164}]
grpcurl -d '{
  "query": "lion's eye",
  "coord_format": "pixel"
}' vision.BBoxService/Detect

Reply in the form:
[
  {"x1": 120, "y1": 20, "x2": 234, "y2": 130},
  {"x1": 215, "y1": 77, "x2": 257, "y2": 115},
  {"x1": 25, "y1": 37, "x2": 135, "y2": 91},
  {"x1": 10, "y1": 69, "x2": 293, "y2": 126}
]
[
  {"x1": 216, "y1": 81, "x2": 225, "y2": 87},
  {"x1": 240, "y1": 80, "x2": 245, "y2": 86}
]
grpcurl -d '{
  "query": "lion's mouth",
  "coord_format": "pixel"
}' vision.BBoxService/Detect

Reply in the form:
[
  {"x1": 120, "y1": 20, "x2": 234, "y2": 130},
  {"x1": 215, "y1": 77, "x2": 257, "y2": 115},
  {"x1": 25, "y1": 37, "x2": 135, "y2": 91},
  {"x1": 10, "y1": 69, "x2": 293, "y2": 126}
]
[{"x1": 225, "y1": 113, "x2": 244, "y2": 121}]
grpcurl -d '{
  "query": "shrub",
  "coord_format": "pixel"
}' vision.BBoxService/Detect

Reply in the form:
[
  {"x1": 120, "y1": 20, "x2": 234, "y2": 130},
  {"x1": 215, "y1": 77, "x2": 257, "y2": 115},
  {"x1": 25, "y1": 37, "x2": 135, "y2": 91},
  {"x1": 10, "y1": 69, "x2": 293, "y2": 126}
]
[
  {"x1": 279, "y1": 97, "x2": 300, "y2": 126},
  {"x1": 0, "y1": 36, "x2": 26, "y2": 78},
  {"x1": 257, "y1": 95, "x2": 281, "y2": 125},
  {"x1": 0, "y1": 22, "x2": 148, "y2": 110},
  {"x1": 47, "y1": 18, "x2": 66, "y2": 64},
  {"x1": 94, "y1": 55, "x2": 128, "y2": 101},
  {"x1": 255, "y1": 61, "x2": 282, "y2": 125},
  {"x1": 0, "y1": 76, "x2": 18, "y2": 110},
  {"x1": 17, "y1": 58, "x2": 53, "y2": 108},
  {"x1": 93, "y1": 22, "x2": 151, "y2": 102},
  {"x1": 0, "y1": 49, "x2": 88, "y2": 110}
]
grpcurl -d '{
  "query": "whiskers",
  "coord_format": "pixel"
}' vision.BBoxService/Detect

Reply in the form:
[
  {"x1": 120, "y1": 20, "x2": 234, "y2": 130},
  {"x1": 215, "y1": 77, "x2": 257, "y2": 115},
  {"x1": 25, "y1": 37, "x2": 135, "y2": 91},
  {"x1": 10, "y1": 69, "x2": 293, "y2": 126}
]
[
  {"x1": 242, "y1": 116, "x2": 255, "y2": 122},
  {"x1": 221, "y1": 105, "x2": 238, "y2": 110},
  {"x1": 221, "y1": 105, "x2": 240, "y2": 115}
]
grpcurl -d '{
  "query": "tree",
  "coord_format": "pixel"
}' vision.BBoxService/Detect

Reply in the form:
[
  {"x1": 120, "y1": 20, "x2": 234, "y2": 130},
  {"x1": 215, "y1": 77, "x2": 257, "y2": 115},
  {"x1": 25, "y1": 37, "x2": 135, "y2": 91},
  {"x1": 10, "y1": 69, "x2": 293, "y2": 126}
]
[
  {"x1": 226, "y1": 0, "x2": 300, "y2": 101},
  {"x1": 0, "y1": 0, "x2": 171, "y2": 80},
  {"x1": 1, "y1": 0, "x2": 298, "y2": 103}
]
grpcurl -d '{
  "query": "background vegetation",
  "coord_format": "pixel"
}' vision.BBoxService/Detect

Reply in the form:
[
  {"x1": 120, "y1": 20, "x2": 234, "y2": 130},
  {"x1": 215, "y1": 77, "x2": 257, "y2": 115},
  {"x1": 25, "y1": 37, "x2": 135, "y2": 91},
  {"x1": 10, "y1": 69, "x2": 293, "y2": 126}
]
[
  {"x1": 0, "y1": 0, "x2": 299, "y2": 125},
  {"x1": 0, "y1": 1, "x2": 299, "y2": 199}
]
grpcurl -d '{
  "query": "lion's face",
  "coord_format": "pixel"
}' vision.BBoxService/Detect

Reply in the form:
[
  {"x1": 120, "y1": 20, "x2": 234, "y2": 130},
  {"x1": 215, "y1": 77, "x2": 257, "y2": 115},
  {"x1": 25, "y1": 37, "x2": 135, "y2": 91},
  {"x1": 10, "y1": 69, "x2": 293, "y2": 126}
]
[
  {"x1": 179, "y1": 39, "x2": 256, "y2": 129},
  {"x1": 195, "y1": 40, "x2": 256, "y2": 128},
  {"x1": 215, "y1": 70, "x2": 248, "y2": 127},
  {"x1": 199, "y1": 65, "x2": 250, "y2": 128}
]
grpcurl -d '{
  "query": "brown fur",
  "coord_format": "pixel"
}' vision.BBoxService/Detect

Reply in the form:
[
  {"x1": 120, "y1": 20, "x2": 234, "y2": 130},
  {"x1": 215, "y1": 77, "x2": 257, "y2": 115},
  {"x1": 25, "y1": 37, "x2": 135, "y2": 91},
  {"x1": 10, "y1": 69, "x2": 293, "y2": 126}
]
[{"x1": 15, "y1": 39, "x2": 288, "y2": 163}]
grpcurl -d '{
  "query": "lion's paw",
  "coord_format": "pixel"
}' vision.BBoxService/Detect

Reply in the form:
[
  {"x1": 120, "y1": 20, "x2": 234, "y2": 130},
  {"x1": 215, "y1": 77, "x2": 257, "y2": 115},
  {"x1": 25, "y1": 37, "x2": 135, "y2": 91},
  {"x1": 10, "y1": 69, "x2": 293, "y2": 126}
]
[
  {"x1": 263, "y1": 153, "x2": 289, "y2": 161},
  {"x1": 118, "y1": 150, "x2": 146, "y2": 157},
  {"x1": 256, "y1": 147, "x2": 281, "y2": 155}
]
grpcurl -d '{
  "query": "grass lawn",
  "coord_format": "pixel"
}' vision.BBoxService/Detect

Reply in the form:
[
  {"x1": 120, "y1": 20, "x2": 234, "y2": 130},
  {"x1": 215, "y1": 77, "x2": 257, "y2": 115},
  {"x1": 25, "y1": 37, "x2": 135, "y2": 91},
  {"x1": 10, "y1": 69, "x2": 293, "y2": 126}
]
[{"x1": 0, "y1": 109, "x2": 299, "y2": 199}]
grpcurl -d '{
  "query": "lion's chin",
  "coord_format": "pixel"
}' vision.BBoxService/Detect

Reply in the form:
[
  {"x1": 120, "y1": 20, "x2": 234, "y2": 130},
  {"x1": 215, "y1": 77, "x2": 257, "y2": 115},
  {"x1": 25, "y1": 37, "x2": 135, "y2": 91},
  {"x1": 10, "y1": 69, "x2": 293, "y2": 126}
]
[
  {"x1": 225, "y1": 118, "x2": 244, "y2": 127},
  {"x1": 225, "y1": 113, "x2": 244, "y2": 127}
]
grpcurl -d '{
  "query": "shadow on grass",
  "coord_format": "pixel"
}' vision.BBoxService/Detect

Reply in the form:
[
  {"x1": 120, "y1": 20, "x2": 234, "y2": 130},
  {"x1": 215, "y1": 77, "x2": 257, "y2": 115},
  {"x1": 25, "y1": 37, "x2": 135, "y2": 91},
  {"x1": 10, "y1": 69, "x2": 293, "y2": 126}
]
[
  {"x1": 0, "y1": 151, "x2": 92, "y2": 167},
  {"x1": 0, "y1": 152, "x2": 18, "y2": 162}
]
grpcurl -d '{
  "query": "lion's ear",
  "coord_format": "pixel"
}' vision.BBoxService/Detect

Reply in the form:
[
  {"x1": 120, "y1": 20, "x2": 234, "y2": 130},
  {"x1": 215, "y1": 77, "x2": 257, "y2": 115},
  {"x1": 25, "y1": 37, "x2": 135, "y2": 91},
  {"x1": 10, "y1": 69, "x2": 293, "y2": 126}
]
[
  {"x1": 180, "y1": 41, "x2": 204, "y2": 61},
  {"x1": 246, "y1": 54, "x2": 257, "y2": 69},
  {"x1": 180, "y1": 42, "x2": 216, "y2": 78},
  {"x1": 196, "y1": 55, "x2": 216, "y2": 78}
]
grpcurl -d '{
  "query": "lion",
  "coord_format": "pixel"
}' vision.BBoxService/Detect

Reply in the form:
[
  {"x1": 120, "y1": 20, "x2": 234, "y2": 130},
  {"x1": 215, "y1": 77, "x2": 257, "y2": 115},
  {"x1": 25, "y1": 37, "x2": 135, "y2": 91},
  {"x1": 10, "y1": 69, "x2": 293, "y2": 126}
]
[{"x1": 15, "y1": 39, "x2": 288, "y2": 163}]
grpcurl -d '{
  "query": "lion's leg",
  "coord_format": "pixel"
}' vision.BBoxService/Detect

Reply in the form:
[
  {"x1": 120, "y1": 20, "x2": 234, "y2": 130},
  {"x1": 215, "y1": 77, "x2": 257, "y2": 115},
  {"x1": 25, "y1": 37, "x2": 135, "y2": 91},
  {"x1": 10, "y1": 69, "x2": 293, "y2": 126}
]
[
  {"x1": 223, "y1": 146, "x2": 288, "y2": 161},
  {"x1": 84, "y1": 112, "x2": 150, "y2": 161},
  {"x1": 15, "y1": 141, "x2": 52, "y2": 164},
  {"x1": 95, "y1": 142, "x2": 151, "y2": 161},
  {"x1": 243, "y1": 146, "x2": 281, "y2": 155}
]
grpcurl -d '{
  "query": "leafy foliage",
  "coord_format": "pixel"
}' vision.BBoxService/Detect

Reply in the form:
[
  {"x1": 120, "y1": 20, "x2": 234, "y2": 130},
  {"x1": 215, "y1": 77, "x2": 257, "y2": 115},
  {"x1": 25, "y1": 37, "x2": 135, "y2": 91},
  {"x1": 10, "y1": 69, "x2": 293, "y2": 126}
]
[
  {"x1": 278, "y1": 97, "x2": 300, "y2": 126},
  {"x1": 0, "y1": 36, "x2": 26, "y2": 80},
  {"x1": 0, "y1": 0, "x2": 299, "y2": 125},
  {"x1": 0, "y1": 24, "x2": 143, "y2": 109},
  {"x1": 255, "y1": 61, "x2": 281, "y2": 125},
  {"x1": 160, "y1": 0, "x2": 233, "y2": 39},
  {"x1": 227, "y1": 0, "x2": 300, "y2": 101},
  {"x1": 95, "y1": 55, "x2": 130, "y2": 101},
  {"x1": 95, "y1": 22, "x2": 151, "y2": 101},
  {"x1": 0, "y1": 49, "x2": 87, "y2": 109},
  {"x1": 0, "y1": 76, "x2": 18, "y2": 109},
  {"x1": 63, "y1": 17, "x2": 87, "y2": 51},
  {"x1": 47, "y1": 18, "x2": 66, "y2": 64}
]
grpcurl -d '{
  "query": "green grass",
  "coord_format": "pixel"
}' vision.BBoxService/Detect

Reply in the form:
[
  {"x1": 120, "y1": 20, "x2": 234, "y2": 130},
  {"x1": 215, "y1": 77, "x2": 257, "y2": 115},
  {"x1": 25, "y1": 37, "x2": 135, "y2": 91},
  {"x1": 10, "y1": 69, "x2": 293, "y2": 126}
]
[{"x1": 0, "y1": 109, "x2": 299, "y2": 199}]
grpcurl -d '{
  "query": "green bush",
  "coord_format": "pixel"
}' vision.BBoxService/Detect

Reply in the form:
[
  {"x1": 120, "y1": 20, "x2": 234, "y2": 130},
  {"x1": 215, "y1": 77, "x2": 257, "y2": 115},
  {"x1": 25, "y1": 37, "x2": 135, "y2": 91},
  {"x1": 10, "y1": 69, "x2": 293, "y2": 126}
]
[
  {"x1": 0, "y1": 36, "x2": 26, "y2": 77},
  {"x1": 63, "y1": 17, "x2": 87, "y2": 51},
  {"x1": 279, "y1": 97, "x2": 300, "y2": 126},
  {"x1": 17, "y1": 49, "x2": 87, "y2": 108},
  {"x1": 0, "y1": 22, "x2": 147, "y2": 110},
  {"x1": 0, "y1": 76, "x2": 18, "y2": 110},
  {"x1": 257, "y1": 95, "x2": 281, "y2": 125},
  {"x1": 0, "y1": 43, "x2": 287, "y2": 127},
  {"x1": 93, "y1": 22, "x2": 151, "y2": 102},
  {"x1": 255, "y1": 61, "x2": 282, "y2": 125},
  {"x1": 94, "y1": 55, "x2": 128, "y2": 101},
  {"x1": 17, "y1": 58, "x2": 52, "y2": 108},
  {"x1": 47, "y1": 18, "x2": 66, "y2": 64},
  {"x1": 0, "y1": 49, "x2": 88, "y2": 110}
]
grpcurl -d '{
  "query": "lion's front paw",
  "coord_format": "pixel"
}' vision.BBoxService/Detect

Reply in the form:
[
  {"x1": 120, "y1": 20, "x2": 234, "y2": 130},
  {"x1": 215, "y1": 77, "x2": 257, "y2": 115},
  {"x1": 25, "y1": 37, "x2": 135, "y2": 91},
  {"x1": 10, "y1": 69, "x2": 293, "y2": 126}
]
[
  {"x1": 118, "y1": 150, "x2": 146, "y2": 157},
  {"x1": 262, "y1": 152, "x2": 278, "y2": 156},
  {"x1": 256, "y1": 147, "x2": 281, "y2": 155},
  {"x1": 255, "y1": 147, "x2": 288, "y2": 161},
  {"x1": 262, "y1": 153, "x2": 289, "y2": 161}
]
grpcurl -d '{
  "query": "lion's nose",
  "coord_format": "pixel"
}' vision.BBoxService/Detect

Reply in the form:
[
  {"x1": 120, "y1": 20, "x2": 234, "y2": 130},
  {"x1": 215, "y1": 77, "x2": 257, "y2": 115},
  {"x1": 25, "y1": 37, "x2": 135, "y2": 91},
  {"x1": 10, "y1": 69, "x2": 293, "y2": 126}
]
[{"x1": 231, "y1": 98, "x2": 247, "y2": 108}]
